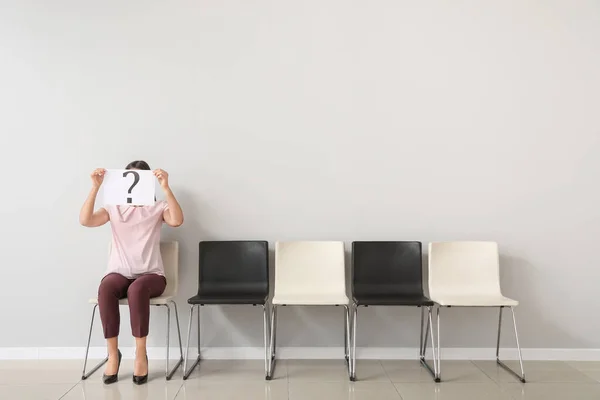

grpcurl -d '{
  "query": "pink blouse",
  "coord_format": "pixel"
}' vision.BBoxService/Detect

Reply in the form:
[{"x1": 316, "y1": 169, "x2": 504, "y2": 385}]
[{"x1": 104, "y1": 201, "x2": 168, "y2": 279}]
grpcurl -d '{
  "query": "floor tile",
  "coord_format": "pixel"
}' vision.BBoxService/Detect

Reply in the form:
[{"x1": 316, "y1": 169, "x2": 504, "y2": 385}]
[
  {"x1": 501, "y1": 361, "x2": 573, "y2": 371},
  {"x1": 434, "y1": 361, "x2": 494, "y2": 383},
  {"x1": 4, "y1": 358, "x2": 600, "y2": 400},
  {"x1": 394, "y1": 382, "x2": 513, "y2": 400},
  {"x1": 61, "y1": 380, "x2": 183, "y2": 400},
  {"x1": 178, "y1": 380, "x2": 288, "y2": 400},
  {"x1": 287, "y1": 360, "x2": 356, "y2": 382},
  {"x1": 0, "y1": 383, "x2": 76, "y2": 400},
  {"x1": 381, "y1": 360, "x2": 438, "y2": 383},
  {"x1": 288, "y1": 382, "x2": 401, "y2": 400},
  {"x1": 473, "y1": 360, "x2": 595, "y2": 383},
  {"x1": 567, "y1": 361, "x2": 600, "y2": 371},
  {"x1": 502, "y1": 382, "x2": 600, "y2": 400},
  {"x1": 0, "y1": 360, "x2": 83, "y2": 385},
  {"x1": 347, "y1": 361, "x2": 390, "y2": 382},
  {"x1": 580, "y1": 370, "x2": 600, "y2": 382},
  {"x1": 182, "y1": 360, "x2": 287, "y2": 381}
]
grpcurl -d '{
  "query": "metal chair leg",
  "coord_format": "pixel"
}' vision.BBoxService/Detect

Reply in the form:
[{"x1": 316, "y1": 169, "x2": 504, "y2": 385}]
[
  {"x1": 183, "y1": 305, "x2": 201, "y2": 380},
  {"x1": 344, "y1": 306, "x2": 348, "y2": 364},
  {"x1": 162, "y1": 303, "x2": 184, "y2": 380},
  {"x1": 436, "y1": 306, "x2": 441, "y2": 381},
  {"x1": 419, "y1": 306, "x2": 425, "y2": 357},
  {"x1": 344, "y1": 305, "x2": 351, "y2": 365},
  {"x1": 350, "y1": 304, "x2": 357, "y2": 381},
  {"x1": 419, "y1": 306, "x2": 438, "y2": 381},
  {"x1": 198, "y1": 305, "x2": 201, "y2": 359},
  {"x1": 429, "y1": 306, "x2": 438, "y2": 379},
  {"x1": 496, "y1": 306, "x2": 526, "y2": 383},
  {"x1": 344, "y1": 305, "x2": 352, "y2": 380},
  {"x1": 81, "y1": 304, "x2": 108, "y2": 380},
  {"x1": 271, "y1": 306, "x2": 277, "y2": 360},
  {"x1": 172, "y1": 301, "x2": 184, "y2": 367},
  {"x1": 263, "y1": 304, "x2": 271, "y2": 378},
  {"x1": 266, "y1": 305, "x2": 277, "y2": 380},
  {"x1": 165, "y1": 304, "x2": 170, "y2": 378}
]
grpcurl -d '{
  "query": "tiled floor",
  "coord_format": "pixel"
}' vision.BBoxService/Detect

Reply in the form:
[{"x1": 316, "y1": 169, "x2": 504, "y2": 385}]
[{"x1": 1, "y1": 359, "x2": 600, "y2": 399}]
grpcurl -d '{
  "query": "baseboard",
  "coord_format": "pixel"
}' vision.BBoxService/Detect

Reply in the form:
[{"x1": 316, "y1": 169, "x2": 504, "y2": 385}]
[{"x1": 1, "y1": 347, "x2": 600, "y2": 361}]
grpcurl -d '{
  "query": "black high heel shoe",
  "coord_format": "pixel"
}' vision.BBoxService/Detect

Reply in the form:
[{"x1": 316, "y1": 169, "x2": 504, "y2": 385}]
[
  {"x1": 133, "y1": 355, "x2": 148, "y2": 385},
  {"x1": 102, "y1": 350, "x2": 122, "y2": 385}
]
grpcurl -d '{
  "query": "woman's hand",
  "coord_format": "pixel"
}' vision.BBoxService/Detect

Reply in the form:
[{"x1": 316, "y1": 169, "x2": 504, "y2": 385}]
[
  {"x1": 91, "y1": 168, "x2": 106, "y2": 189},
  {"x1": 154, "y1": 169, "x2": 170, "y2": 190}
]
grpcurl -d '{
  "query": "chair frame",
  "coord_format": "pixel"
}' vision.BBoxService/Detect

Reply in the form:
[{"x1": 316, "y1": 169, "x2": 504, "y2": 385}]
[
  {"x1": 350, "y1": 304, "x2": 438, "y2": 381},
  {"x1": 266, "y1": 303, "x2": 352, "y2": 380},
  {"x1": 434, "y1": 305, "x2": 525, "y2": 382},
  {"x1": 182, "y1": 302, "x2": 271, "y2": 380},
  {"x1": 81, "y1": 300, "x2": 184, "y2": 380}
]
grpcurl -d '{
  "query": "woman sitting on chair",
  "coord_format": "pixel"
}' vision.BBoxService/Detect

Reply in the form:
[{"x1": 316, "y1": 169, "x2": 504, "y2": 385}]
[{"x1": 79, "y1": 160, "x2": 184, "y2": 385}]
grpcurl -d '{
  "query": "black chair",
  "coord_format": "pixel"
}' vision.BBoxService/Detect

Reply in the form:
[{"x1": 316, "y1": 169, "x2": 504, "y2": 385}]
[
  {"x1": 350, "y1": 241, "x2": 439, "y2": 382},
  {"x1": 183, "y1": 241, "x2": 270, "y2": 380}
]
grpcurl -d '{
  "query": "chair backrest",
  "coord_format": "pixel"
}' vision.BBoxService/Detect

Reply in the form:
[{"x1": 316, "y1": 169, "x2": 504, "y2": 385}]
[
  {"x1": 274, "y1": 241, "x2": 346, "y2": 298},
  {"x1": 352, "y1": 241, "x2": 423, "y2": 297},
  {"x1": 428, "y1": 241, "x2": 502, "y2": 299},
  {"x1": 198, "y1": 241, "x2": 269, "y2": 296},
  {"x1": 160, "y1": 241, "x2": 180, "y2": 298}
]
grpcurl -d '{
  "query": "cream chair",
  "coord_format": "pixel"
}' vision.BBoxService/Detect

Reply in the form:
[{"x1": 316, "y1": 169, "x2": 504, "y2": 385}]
[
  {"x1": 267, "y1": 241, "x2": 351, "y2": 380},
  {"x1": 81, "y1": 241, "x2": 184, "y2": 381},
  {"x1": 428, "y1": 241, "x2": 525, "y2": 382}
]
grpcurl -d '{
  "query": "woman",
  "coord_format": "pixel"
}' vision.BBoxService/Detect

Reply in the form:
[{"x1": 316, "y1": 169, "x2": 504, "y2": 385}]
[{"x1": 79, "y1": 160, "x2": 184, "y2": 385}]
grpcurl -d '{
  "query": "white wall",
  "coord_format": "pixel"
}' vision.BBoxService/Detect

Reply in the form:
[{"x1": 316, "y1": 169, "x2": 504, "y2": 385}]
[{"x1": 1, "y1": 0, "x2": 599, "y2": 354}]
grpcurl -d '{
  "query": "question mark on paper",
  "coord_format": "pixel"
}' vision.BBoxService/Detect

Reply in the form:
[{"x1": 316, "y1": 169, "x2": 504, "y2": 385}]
[{"x1": 123, "y1": 171, "x2": 140, "y2": 204}]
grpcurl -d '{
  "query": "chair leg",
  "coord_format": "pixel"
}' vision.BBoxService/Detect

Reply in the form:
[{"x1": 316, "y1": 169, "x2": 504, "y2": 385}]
[
  {"x1": 344, "y1": 305, "x2": 350, "y2": 364},
  {"x1": 165, "y1": 304, "x2": 170, "y2": 379},
  {"x1": 198, "y1": 305, "x2": 201, "y2": 359},
  {"x1": 173, "y1": 301, "x2": 184, "y2": 368},
  {"x1": 344, "y1": 305, "x2": 352, "y2": 380},
  {"x1": 266, "y1": 305, "x2": 278, "y2": 380},
  {"x1": 81, "y1": 304, "x2": 108, "y2": 380},
  {"x1": 162, "y1": 302, "x2": 184, "y2": 380},
  {"x1": 344, "y1": 306, "x2": 348, "y2": 362},
  {"x1": 263, "y1": 304, "x2": 274, "y2": 379},
  {"x1": 350, "y1": 304, "x2": 357, "y2": 381},
  {"x1": 419, "y1": 306, "x2": 426, "y2": 357},
  {"x1": 271, "y1": 306, "x2": 277, "y2": 360},
  {"x1": 496, "y1": 306, "x2": 526, "y2": 383},
  {"x1": 436, "y1": 306, "x2": 441, "y2": 381},
  {"x1": 419, "y1": 306, "x2": 439, "y2": 382},
  {"x1": 183, "y1": 305, "x2": 201, "y2": 380}
]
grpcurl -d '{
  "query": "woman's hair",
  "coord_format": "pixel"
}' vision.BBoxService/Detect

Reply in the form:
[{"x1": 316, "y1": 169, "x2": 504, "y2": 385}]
[{"x1": 125, "y1": 160, "x2": 151, "y2": 170}]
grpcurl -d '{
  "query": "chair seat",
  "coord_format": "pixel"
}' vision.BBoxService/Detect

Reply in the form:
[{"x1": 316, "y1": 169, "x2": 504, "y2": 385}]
[
  {"x1": 353, "y1": 294, "x2": 433, "y2": 306},
  {"x1": 430, "y1": 294, "x2": 518, "y2": 307},
  {"x1": 89, "y1": 296, "x2": 173, "y2": 306},
  {"x1": 272, "y1": 293, "x2": 350, "y2": 306},
  {"x1": 187, "y1": 293, "x2": 268, "y2": 305}
]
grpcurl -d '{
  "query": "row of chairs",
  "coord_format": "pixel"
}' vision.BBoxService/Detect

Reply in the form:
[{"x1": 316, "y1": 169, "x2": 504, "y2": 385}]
[{"x1": 81, "y1": 241, "x2": 526, "y2": 383}]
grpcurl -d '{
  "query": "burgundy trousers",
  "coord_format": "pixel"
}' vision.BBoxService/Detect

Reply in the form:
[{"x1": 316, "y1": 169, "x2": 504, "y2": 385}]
[{"x1": 98, "y1": 273, "x2": 167, "y2": 338}]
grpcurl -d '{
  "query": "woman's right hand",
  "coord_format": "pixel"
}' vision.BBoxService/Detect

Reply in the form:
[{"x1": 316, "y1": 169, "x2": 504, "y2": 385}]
[{"x1": 91, "y1": 168, "x2": 106, "y2": 188}]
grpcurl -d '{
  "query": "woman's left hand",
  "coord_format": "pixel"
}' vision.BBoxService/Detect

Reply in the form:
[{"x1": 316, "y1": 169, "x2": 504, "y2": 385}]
[{"x1": 154, "y1": 169, "x2": 170, "y2": 190}]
